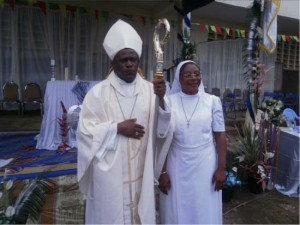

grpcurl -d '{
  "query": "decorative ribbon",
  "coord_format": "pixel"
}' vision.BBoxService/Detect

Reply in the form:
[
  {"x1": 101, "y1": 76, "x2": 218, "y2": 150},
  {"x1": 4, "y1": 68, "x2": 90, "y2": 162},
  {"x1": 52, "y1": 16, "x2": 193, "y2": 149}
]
[{"x1": 246, "y1": 94, "x2": 255, "y2": 124}]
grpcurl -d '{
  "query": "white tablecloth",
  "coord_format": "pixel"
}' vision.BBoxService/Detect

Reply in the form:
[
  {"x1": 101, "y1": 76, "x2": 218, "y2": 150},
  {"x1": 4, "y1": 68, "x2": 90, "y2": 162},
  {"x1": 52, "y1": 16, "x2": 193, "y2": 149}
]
[
  {"x1": 274, "y1": 127, "x2": 300, "y2": 197},
  {"x1": 36, "y1": 80, "x2": 99, "y2": 150}
]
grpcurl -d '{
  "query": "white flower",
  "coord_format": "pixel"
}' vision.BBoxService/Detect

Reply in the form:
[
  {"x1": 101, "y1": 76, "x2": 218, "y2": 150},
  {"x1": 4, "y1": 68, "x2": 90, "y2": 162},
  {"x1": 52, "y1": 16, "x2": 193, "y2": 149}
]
[
  {"x1": 5, "y1": 206, "x2": 15, "y2": 217},
  {"x1": 257, "y1": 165, "x2": 265, "y2": 173},
  {"x1": 237, "y1": 155, "x2": 245, "y2": 162},
  {"x1": 264, "y1": 152, "x2": 274, "y2": 161},
  {"x1": 5, "y1": 180, "x2": 13, "y2": 190},
  {"x1": 232, "y1": 167, "x2": 237, "y2": 173}
]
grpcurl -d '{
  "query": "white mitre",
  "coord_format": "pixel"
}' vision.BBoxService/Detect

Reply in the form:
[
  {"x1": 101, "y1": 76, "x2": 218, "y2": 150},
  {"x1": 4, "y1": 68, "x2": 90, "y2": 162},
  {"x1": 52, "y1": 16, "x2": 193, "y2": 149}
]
[{"x1": 103, "y1": 19, "x2": 143, "y2": 60}]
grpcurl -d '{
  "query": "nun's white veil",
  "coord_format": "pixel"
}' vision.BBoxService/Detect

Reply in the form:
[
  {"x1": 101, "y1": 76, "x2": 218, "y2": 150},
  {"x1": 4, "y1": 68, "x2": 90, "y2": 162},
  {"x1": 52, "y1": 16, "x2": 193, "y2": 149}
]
[{"x1": 169, "y1": 60, "x2": 205, "y2": 95}]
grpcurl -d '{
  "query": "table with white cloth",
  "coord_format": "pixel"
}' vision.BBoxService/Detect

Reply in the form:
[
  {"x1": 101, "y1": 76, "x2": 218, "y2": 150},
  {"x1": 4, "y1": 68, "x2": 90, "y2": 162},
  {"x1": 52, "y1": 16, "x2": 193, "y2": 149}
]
[
  {"x1": 36, "y1": 80, "x2": 99, "y2": 150},
  {"x1": 274, "y1": 127, "x2": 300, "y2": 197}
]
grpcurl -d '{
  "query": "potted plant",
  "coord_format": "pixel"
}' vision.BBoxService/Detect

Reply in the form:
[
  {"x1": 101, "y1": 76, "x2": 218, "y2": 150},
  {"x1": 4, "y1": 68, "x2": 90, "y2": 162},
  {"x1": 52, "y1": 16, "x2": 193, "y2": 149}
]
[{"x1": 227, "y1": 122, "x2": 275, "y2": 194}]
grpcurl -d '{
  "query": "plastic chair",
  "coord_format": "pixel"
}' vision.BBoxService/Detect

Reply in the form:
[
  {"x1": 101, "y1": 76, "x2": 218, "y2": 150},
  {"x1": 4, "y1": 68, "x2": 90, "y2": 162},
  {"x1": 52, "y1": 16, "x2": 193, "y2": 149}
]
[
  {"x1": 282, "y1": 108, "x2": 300, "y2": 130},
  {"x1": 233, "y1": 88, "x2": 242, "y2": 111},
  {"x1": 211, "y1": 88, "x2": 221, "y2": 97},
  {"x1": 22, "y1": 83, "x2": 44, "y2": 116},
  {"x1": 222, "y1": 88, "x2": 236, "y2": 119},
  {"x1": 283, "y1": 93, "x2": 297, "y2": 110},
  {"x1": 273, "y1": 92, "x2": 284, "y2": 100},
  {"x1": 0, "y1": 81, "x2": 22, "y2": 115}
]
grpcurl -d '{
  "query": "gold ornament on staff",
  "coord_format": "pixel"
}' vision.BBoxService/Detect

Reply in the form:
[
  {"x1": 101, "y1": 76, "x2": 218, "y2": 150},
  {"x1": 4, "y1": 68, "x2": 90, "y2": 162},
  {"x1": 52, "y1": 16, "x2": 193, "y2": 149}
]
[{"x1": 153, "y1": 18, "x2": 171, "y2": 80}]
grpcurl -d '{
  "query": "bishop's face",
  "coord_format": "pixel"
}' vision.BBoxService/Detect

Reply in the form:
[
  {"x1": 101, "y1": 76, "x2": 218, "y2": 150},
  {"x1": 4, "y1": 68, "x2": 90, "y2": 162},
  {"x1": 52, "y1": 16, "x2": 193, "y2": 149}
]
[
  {"x1": 179, "y1": 63, "x2": 201, "y2": 95},
  {"x1": 112, "y1": 48, "x2": 140, "y2": 83}
]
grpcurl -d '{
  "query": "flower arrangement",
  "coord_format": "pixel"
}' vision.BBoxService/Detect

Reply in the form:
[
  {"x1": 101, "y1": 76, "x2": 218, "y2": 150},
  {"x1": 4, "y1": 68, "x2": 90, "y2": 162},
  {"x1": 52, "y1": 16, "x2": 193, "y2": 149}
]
[
  {"x1": 260, "y1": 97, "x2": 285, "y2": 126},
  {"x1": 227, "y1": 122, "x2": 275, "y2": 193},
  {"x1": 57, "y1": 101, "x2": 70, "y2": 152},
  {"x1": 222, "y1": 151, "x2": 242, "y2": 202},
  {"x1": 224, "y1": 151, "x2": 242, "y2": 188},
  {"x1": 225, "y1": 167, "x2": 242, "y2": 188}
]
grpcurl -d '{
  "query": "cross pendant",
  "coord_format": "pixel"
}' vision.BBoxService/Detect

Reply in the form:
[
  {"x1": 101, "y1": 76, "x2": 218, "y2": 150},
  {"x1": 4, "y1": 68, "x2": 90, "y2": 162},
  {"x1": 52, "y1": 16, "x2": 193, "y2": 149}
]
[{"x1": 187, "y1": 122, "x2": 190, "y2": 127}]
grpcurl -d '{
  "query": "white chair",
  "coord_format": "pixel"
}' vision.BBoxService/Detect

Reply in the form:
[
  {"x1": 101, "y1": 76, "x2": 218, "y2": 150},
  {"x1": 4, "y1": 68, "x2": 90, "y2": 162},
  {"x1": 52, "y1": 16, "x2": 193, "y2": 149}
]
[{"x1": 282, "y1": 108, "x2": 300, "y2": 130}]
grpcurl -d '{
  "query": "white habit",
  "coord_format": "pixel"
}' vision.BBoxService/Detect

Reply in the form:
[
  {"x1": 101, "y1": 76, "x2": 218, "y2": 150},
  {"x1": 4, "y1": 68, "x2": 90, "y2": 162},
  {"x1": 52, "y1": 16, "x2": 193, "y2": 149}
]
[{"x1": 156, "y1": 91, "x2": 225, "y2": 224}]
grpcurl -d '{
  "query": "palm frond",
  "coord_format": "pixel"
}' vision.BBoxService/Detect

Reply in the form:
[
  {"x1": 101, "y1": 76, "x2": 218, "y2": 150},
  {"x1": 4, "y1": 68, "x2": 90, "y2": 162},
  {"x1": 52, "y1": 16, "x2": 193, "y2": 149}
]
[
  {"x1": 228, "y1": 123, "x2": 263, "y2": 167},
  {"x1": 242, "y1": 0, "x2": 263, "y2": 86},
  {"x1": 12, "y1": 178, "x2": 54, "y2": 224}
]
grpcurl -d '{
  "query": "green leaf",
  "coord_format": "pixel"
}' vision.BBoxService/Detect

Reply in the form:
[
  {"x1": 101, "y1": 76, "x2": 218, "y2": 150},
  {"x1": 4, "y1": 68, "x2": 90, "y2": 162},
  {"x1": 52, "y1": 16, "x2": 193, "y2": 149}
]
[{"x1": 12, "y1": 178, "x2": 53, "y2": 224}]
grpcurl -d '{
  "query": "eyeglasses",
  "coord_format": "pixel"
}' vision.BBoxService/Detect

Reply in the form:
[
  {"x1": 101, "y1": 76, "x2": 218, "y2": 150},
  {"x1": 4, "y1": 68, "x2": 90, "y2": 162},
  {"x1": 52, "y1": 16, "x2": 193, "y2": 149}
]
[{"x1": 181, "y1": 72, "x2": 201, "y2": 79}]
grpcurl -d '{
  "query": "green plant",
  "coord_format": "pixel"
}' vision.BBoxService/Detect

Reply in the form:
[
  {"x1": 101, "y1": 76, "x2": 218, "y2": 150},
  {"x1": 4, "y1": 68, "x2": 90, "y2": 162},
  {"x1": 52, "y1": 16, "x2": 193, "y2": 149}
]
[
  {"x1": 0, "y1": 170, "x2": 55, "y2": 224},
  {"x1": 182, "y1": 42, "x2": 196, "y2": 60}
]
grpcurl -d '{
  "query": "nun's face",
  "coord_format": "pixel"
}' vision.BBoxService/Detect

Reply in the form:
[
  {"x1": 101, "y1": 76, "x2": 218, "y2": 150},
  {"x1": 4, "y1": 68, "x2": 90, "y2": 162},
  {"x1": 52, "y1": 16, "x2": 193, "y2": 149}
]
[
  {"x1": 112, "y1": 48, "x2": 140, "y2": 83},
  {"x1": 179, "y1": 63, "x2": 201, "y2": 95}
]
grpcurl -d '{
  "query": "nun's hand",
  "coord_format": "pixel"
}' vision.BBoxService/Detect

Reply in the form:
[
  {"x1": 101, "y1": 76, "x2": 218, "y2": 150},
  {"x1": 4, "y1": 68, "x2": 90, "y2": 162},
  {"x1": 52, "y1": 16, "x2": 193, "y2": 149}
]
[
  {"x1": 153, "y1": 79, "x2": 166, "y2": 98},
  {"x1": 158, "y1": 172, "x2": 171, "y2": 195},
  {"x1": 153, "y1": 79, "x2": 166, "y2": 109}
]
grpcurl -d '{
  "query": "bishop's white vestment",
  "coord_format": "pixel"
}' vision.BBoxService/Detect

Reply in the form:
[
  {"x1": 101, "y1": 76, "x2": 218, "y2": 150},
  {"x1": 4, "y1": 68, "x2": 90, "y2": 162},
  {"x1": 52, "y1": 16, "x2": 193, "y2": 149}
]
[{"x1": 77, "y1": 72, "x2": 156, "y2": 224}]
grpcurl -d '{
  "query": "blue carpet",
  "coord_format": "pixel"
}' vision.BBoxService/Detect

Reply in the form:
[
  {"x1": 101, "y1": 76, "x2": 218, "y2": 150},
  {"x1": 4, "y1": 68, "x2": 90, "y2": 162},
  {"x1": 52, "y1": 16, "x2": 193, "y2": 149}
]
[{"x1": 0, "y1": 131, "x2": 77, "y2": 181}]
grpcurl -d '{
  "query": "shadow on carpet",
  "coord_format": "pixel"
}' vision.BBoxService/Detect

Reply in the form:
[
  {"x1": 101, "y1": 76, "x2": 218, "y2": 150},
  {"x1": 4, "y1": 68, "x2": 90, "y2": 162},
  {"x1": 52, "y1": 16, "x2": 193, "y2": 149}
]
[{"x1": 0, "y1": 131, "x2": 77, "y2": 181}]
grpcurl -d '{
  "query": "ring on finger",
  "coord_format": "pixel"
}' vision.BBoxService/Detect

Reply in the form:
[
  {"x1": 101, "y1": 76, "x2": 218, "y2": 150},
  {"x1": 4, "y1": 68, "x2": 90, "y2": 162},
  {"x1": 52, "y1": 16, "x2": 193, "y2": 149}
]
[{"x1": 135, "y1": 131, "x2": 139, "y2": 136}]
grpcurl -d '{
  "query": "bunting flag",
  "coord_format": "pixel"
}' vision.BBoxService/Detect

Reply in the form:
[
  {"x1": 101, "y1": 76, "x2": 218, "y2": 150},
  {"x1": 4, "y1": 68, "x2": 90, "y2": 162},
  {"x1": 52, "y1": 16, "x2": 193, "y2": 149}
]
[
  {"x1": 262, "y1": 0, "x2": 281, "y2": 55},
  {"x1": 200, "y1": 24, "x2": 205, "y2": 33},
  {"x1": 241, "y1": 30, "x2": 246, "y2": 38},
  {"x1": 205, "y1": 25, "x2": 210, "y2": 32},
  {"x1": 78, "y1": 7, "x2": 86, "y2": 15},
  {"x1": 140, "y1": 16, "x2": 146, "y2": 26},
  {"x1": 149, "y1": 18, "x2": 155, "y2": 26},
  {"x1": 37, "y1": 1, "x2": 46, "y2": 15},
  {"x1": 192, "y1": 22, "x2": 298, "y2": 43},
  {"x1": 67, "y1": 5, "x2": 77, "y2": 17},
  {"x1": 95, "y1": 10, "x2": 98, "y2": 20},
  {"x1": 210, "y1": 25, "x2": 216, "y2": 33},
  {"x1": 216, "y1": 26, "x2": 222, "y2": 34},
  {"x1": 7, "y1": 0, "x2": 15, "y2": 10},
  {"x1": 58, "y1": 4, "x2": 67, "y2": 17},
  {"x1": 225, "y1": 27, "x2": 230, "y2": 35},
  {"x1": 102, "y1": 11, "x2": 109, "y2": 22},
  {"x1": 231, "y1": 28, "x2": 236, "y2": 36},
  {"x1": 285, "y1": 35, "x2": 290, "y2": 43},
  {"x1": 277, "y1": 35, "x2": 282, "y2": 42},
  {"x1": 28, "y1": 0, "x2": 37, "y2": 5},
  {"x1": 86, "y1": 8, "x2": 95, "y2": 17},
  {"x1": 0, "y1": 0, "x2": 297, "y2": 45}
]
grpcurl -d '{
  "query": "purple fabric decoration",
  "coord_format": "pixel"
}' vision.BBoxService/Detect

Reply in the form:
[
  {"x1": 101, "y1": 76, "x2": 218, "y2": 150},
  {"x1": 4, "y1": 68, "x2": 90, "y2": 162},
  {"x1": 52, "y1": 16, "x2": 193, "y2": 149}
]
[{"x1": 72, "y1": 81, "x2": 90, "y2": 104}]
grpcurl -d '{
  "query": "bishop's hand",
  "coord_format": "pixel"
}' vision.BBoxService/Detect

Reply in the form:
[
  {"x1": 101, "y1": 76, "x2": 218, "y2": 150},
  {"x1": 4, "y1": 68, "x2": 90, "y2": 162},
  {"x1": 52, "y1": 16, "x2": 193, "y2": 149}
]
[{"x1": 117, "y1": 118, "x2": 145, "y2": 139}]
